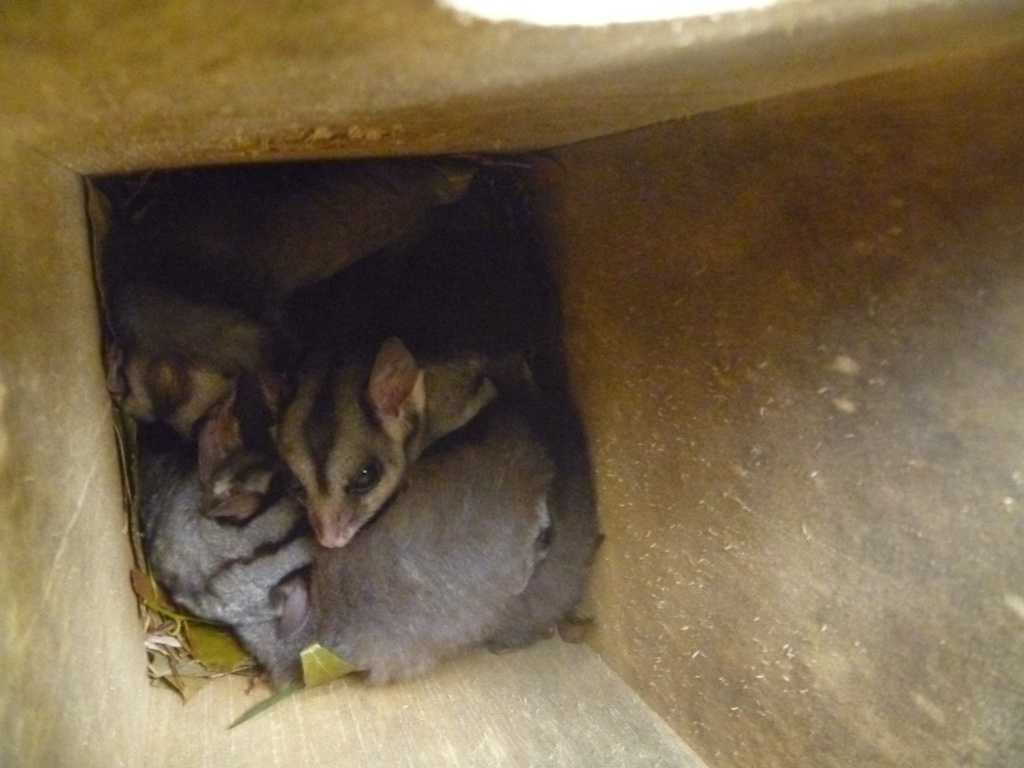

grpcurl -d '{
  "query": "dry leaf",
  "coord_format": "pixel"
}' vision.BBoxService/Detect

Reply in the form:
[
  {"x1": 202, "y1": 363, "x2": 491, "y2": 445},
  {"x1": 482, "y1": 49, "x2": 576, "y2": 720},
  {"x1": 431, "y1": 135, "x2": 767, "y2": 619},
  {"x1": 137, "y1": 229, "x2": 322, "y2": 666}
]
[
  {"x1": 172, "y1": 657, "x2": 223, "y2": 679},
  {"x1": 145, "y1": 633, "x2": 183, "y2": 653},
  {"x1": 147, "y1": 650, "x2": 214, "y2": 702},
  {"x1": 147, "y1": 652, "x2": 173, "y2": 680},
  {"x1": 130, "y1": 569, "x2": 158, "y2": 602},
  {"x1": 163, "y1": 671, "x2": 213, "y2": 702}
]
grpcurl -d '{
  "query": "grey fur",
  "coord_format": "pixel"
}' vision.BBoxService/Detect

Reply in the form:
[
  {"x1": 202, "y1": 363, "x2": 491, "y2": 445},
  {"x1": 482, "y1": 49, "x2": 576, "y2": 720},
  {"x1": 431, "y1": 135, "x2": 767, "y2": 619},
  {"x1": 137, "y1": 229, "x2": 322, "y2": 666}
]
[
  {"x1": 139, "y1": 443, "x2": 314, "y2": 646},
  {"x1": 306, "y1": 409, "x2": 556, "y2": 685},
  {"x1": 140, "y1": 402, "x2": 599, "y2": 691}
]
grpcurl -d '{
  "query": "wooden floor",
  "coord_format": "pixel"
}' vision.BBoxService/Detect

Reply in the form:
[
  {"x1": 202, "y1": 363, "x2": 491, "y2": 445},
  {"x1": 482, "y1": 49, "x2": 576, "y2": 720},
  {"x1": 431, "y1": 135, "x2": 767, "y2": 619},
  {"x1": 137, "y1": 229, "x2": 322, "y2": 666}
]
[{"x1": 143, "y1": 641, "x2": 705, "y2": 768}]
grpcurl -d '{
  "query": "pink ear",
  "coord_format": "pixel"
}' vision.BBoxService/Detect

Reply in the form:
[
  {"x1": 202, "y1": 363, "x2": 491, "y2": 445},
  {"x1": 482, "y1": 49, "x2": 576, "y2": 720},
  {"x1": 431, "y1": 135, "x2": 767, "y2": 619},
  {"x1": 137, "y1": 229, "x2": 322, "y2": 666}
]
[
  {"x1": 275, "y1": 574, "x2": 311, "y2": 639},
  {"x1": 367, "y1": 337, "x2": 420, "y2": 418}
]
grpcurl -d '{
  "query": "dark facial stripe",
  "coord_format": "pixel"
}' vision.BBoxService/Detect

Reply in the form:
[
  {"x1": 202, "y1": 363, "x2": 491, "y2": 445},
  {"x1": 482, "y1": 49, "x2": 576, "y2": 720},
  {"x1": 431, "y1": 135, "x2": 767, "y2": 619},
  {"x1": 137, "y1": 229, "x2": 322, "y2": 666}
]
[
  {"x1": 248, "y1": 515, "x2": 312, "y2": 562},
  {"x1": 208, "y1": 514, "x2": 311, "y2": 580},
  {"x1": 302, "y1": 369, "x2": 339, "y2": 495}
]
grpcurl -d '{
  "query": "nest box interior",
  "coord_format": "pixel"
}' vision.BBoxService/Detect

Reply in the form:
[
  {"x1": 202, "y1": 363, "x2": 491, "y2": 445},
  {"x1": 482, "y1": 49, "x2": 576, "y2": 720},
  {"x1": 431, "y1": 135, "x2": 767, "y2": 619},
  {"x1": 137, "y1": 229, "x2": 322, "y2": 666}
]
[{"x1": 2, "y1": 3, "x2": 1024, "y2": 767}]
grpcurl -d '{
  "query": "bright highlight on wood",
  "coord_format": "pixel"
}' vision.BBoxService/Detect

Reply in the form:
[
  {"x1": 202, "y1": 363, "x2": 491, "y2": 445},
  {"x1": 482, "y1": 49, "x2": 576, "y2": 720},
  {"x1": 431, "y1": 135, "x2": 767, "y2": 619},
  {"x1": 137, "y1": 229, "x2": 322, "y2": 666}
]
[{"x1": 441, "y1": 0, "x2": 779, "y2": 26}]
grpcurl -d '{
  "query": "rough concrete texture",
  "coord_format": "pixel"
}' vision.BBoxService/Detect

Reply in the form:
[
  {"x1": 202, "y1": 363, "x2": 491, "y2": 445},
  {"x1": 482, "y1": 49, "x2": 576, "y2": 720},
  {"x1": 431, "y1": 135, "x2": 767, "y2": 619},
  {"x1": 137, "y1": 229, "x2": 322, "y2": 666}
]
[{"x1": 549, "y1": 44, "x2": 1024, "y2": 768}]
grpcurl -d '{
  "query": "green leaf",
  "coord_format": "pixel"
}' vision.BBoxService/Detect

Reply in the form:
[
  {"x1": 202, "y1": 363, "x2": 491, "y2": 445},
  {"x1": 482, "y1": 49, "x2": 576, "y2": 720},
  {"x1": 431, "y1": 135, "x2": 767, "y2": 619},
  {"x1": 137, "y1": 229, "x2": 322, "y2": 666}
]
[
  {"x1": 185, "y1": 622, "x2": 253, "y2": 673},
  {"x1": 228, "y1": 681, "x2": 304, "y2": 729},
  {"x1": 226, "y1": 642, "x2": 356, "y2": 728},
  {"x1": 300, "y1": 642, "x2": 358, "y2": 687}
]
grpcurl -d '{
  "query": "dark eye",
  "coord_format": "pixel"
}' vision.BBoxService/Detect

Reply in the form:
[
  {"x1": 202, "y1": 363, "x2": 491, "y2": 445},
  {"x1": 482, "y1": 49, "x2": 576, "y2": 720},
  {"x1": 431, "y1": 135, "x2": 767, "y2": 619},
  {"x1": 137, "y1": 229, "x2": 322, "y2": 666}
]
[{"x1": 345, "y1": 459, "x2": 382, "y2": 496}]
